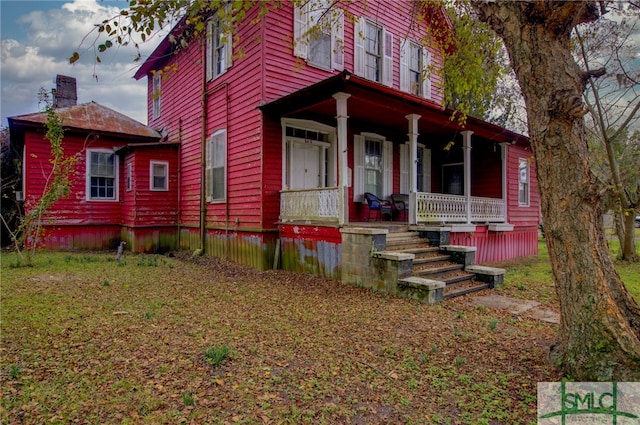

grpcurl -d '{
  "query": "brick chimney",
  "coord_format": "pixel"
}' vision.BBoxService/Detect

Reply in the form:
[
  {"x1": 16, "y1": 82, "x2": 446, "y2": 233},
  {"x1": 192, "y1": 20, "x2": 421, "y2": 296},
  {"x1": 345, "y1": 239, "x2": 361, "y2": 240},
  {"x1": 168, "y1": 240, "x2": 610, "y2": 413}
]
[{"x1": 53, "y1": 75, "x2": 77, "y2": 108}]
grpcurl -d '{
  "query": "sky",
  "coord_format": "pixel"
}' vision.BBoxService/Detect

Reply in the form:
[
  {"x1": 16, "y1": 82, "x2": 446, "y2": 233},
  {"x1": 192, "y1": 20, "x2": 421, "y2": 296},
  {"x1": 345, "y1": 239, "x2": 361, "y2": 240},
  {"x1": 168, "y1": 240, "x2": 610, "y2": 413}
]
[{"x1": 0, "y1": 0, "x2": 167, "y2": 127}]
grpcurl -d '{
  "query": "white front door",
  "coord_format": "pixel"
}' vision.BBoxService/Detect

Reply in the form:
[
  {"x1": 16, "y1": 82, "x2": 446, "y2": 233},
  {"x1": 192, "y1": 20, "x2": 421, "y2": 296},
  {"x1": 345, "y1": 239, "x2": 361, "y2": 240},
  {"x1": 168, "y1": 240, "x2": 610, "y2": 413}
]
[{"x1": 290, "y1": 142, "x2": 323, "y2": 189}]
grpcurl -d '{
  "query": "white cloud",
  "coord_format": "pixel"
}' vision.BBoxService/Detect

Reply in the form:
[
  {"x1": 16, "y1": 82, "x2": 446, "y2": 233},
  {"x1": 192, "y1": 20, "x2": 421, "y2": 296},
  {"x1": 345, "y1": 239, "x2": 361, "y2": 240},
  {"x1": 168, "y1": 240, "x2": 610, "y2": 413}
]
[{"x1": 1, "y1": 0, "x2": 164, "y2": 127}]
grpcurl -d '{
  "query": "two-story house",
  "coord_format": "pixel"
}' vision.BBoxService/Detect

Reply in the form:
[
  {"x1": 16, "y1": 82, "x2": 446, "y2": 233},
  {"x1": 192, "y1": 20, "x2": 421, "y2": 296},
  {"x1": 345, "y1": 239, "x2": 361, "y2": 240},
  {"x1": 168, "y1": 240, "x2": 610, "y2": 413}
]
[
  {"x1": 133, "y1": 0, "x2": 538, "y2": 276},
  {"x1": 10, "y1": 1, "x2": 539, "y2": 283}
]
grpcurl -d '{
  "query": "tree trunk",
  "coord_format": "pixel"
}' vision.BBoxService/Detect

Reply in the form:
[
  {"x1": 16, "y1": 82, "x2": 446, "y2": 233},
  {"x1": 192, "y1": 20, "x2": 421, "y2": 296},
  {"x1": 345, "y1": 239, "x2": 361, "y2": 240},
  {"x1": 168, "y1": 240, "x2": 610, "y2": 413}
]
[
  {"x1": 621, "y1": 211, "x2": 638, "y2": 262},
  {"x1": 473, "y1": 1, "x2": 640, "y2": 380}
]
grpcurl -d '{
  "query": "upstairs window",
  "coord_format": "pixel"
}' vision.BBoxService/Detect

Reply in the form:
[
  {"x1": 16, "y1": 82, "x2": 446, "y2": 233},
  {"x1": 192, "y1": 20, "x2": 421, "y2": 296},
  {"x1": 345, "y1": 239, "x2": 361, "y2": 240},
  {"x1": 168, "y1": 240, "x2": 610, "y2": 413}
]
[
  {"x1": 293, "y1": 1, "x2": 344, "y2": 71},
  {"x1": 206, "y1": 13, "x2": 232, "y2": 81},
  {"x1": 354, "y1": 18, "x2": 393, "y2": 86},
  {"x1": 87, "y1": 149, "x2": 117, "y2": 201},
  {"x1": 518, "y1": 158, "x2": 530, "y2": 206},
  {"x1": 150, "y1": 161, "x2": 168, "y2": 191},
  {"x1": 152, "y1": 72, "x2": 161, "y2": 119},
  {"x1": 206, "y1": 129, "x2": 226, "y2": 201},
  {"x1": 400, "y1": 39, "x2": 431, "y2": 98}
]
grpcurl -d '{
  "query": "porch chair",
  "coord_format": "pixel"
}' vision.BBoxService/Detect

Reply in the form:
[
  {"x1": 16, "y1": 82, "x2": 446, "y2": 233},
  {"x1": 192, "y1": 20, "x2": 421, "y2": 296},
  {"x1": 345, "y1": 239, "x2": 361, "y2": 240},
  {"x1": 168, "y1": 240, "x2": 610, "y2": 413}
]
[
  {"x1": 391, "y1": 193, "x2": 409, "y2": 221},
  {"x1": 364, "y1": 192, "x2": 393, "y2": 221}
]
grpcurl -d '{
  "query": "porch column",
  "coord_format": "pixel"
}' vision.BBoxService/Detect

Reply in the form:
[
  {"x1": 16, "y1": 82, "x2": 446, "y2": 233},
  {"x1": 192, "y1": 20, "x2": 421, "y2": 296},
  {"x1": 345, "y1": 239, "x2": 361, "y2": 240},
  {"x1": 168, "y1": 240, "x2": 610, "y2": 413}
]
[
  {"x1": 461, "y1": 130, "x2": 473, "y2": 224},
  {"x1": 406, "y1": 114, "x2": 421, "y2": 225},
  {"x1": 501, "y1": 143, "x2": 507, "y2": 222},
  {"x1": 333, "y1": 92, "x2": 351, "y2": 225}
]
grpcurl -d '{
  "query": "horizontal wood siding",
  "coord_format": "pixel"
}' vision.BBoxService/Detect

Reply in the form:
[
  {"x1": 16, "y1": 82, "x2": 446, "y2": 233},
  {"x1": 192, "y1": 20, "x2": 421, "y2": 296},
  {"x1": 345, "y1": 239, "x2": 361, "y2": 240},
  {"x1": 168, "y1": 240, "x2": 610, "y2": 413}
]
[
  {"x1": 147, "y1": 40, "x2": 203, "y2": 228},
  {"x1": 130, "y1": 147, "x2": 179, "y2": 227},
  {"x1": 450, "y1": 225, "x2": 538, "y2": 263},
  {"x1": 24, "y1": 131, "x2": 125, "y2": 226},
  {"x1": 471, "y1": 141, "x2": 502, "y2": 198},
  {"x1": 262, "y1": 118, "x2": 284, "y2": 225},
  {"x1": 506, "y1": 144, "x2": 539, "y2": 226}
]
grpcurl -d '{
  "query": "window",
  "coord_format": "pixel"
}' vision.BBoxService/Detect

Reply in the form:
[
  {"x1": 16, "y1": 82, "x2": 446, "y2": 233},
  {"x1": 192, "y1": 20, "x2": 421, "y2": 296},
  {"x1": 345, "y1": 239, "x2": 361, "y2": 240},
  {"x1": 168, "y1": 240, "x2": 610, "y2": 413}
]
[
  {"x1": 206, "y1": 13, "x2": 232, "y2": 81},
  {"x1": 400, "y1": 144, "x2": 431, "y2": 193},
  {"x1": 354, "y1": 18, "x2": 393, "y2": 86},
  {"x1": 354, "y1": 134, "x2": 392, "y2": 201},
  {"x1": 206, "y1": 129, "x2": 226, "y2": 201},
  {"x1": 87, "y1": 149, "x2": 117, "y2": 201},
  {"x1": 400, "y1": 39, "x2": 431, "y2": 98},
  {"x1": 126, "y1": 162, "x2": 132, "y2": 192},
  {"x1": 152, "y1": 72, "x2": 161, "y2": 119},
  {"x1": 364, "y1": 138, "x2": 383, "y2": 196},
  {"x1": 293, "y1": 2, "x2": 344, "y2": 71},
  {"x1": 150, "y1": 161, "x2": 168, "y2": 191},
  {"x1": 518, "y1": 158, "x2": 530, "y2": 206}
]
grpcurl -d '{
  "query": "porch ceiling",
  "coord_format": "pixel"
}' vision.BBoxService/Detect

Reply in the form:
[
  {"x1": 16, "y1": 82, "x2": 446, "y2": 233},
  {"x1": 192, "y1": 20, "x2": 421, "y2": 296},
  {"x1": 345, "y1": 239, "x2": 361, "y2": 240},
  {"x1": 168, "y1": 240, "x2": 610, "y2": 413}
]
[{"x1": 261, "y1": 71, "x2": 528, "y2": 145}]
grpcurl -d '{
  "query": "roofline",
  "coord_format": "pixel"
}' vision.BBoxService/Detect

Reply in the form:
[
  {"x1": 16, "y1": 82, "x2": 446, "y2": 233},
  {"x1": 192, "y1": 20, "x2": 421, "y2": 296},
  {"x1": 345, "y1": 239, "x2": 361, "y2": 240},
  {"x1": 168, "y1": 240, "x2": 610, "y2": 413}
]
[{"x1": 260, "y1": 70, "x2": 528, "y2": 144}]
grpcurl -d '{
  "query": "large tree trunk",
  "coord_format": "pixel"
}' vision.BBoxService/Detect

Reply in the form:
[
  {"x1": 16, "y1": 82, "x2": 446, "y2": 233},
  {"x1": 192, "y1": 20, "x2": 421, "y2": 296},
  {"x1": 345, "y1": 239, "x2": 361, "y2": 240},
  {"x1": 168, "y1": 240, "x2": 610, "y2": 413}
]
[
  {"x1": 473, "y1": 1, "x2": 640, "y2": 380},
  {"x1": 621, "y1": 211, "x2": 639, "y2": 262}
]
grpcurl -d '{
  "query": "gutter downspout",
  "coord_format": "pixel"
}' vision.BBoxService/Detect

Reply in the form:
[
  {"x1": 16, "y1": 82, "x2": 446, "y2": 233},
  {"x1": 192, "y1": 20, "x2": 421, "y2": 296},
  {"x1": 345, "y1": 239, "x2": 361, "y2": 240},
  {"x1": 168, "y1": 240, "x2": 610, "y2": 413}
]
[
  {"x1": 200, "y1": 40, "x2": 208, "y2": 252},
  {"x1": 177, "y1": 118, "x2": 182, "y2": 240}
]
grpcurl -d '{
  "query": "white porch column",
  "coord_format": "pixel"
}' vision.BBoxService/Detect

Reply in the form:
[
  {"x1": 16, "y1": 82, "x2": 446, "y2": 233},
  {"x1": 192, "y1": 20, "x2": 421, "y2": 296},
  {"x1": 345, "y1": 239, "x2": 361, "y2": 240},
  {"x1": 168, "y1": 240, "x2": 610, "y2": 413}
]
[
  {"x1": 501, "y1": 143, "x2": 507, "y2": 222},
  {"x1": 406, "y1": 114, "x2": 421, "y2": 225},
  {"x1": 461, "y1": 130, "x2": 473, "y2": 224},
  {"x1": 333, "y1": 92, "x2": 351, "y2": 225}
]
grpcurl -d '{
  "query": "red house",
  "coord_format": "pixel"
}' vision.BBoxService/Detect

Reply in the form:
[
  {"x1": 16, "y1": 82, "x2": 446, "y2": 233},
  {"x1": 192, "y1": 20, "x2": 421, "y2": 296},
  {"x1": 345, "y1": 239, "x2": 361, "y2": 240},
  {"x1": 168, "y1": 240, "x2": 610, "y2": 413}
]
[
  {"x1": 8, "y1": 76, "x2": 179, "y2": 253},
  {"x1": 133, "y1": 0, "x2": 539, "y2": 276},
  {"x1": 10, "y1": 1, "x2": 539, "y2": 293}
]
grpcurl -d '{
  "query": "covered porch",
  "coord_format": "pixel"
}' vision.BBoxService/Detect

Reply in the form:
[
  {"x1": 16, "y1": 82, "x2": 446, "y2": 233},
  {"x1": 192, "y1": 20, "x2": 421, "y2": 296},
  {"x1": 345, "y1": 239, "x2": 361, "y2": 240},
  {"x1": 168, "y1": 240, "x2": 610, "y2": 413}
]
[{"x1": 263, "y1": 71, "x2": 525, "y2": 228}]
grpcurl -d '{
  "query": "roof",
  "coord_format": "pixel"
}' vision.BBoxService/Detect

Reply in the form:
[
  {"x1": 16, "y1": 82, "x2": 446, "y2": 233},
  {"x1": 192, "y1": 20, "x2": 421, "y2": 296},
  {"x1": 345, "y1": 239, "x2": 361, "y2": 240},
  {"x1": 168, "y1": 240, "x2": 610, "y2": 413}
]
[
  {"x1": 8, "y1": 102, "x2": 162, "y2": 140},
  {"x1": 260, "y1": 70, "x2": 528, "y2": 145}
]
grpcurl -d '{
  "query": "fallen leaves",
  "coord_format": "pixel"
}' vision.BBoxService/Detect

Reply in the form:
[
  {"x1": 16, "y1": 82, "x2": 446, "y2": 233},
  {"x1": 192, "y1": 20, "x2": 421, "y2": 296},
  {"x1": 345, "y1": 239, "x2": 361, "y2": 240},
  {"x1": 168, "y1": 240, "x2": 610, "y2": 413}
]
[{"x1": 1, "y1": 252, "x2": 560, "y2": 424}]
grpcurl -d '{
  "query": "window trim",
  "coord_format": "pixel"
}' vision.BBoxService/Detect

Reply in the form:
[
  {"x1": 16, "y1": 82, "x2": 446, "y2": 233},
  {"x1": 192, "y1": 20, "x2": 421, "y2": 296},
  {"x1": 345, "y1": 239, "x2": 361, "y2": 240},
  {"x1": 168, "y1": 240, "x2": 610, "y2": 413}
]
[
  {"x1": 152, "y1": 72, "x2": 161, "y2": 119},
  {"x1": 518, "y1": 158, "x2": 530, "y2": 207},
  {"x1": 206, "y1": 129, "x2": 227, "y2": 202},
  {"x1": 293, "y1": 2, "x2": 344, "y2": 71},
  {"x1": 206, "y1": 11, "x2": 233, "y2": 82},
  {"x1": 149, "y1": 160, "x2": 169, "y2": 191},
  {"x1": 354, "y1": 17, "x2": 393, "y2": 87},
  {"x1": 86, "y1": 148, "x2": 118, "y2": 202},
  {"x1": 400, "y1": 38, "x2": 431, "y2": 99}
]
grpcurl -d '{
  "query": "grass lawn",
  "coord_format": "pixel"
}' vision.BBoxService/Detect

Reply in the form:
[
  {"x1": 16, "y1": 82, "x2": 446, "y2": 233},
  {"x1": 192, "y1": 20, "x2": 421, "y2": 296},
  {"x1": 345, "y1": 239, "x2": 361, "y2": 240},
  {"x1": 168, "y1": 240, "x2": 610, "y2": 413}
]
[{"x1": 1, "y1": 242, "x2": 638, "y2": 424}]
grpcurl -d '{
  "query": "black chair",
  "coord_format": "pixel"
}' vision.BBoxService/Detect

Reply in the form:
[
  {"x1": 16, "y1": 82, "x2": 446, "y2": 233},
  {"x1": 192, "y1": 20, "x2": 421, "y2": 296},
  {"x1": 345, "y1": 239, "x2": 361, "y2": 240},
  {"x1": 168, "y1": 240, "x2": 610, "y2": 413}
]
[
  {"x1": 364, "y1": 192, "x2": 392, "y2": 221},
  {"x1": 391, "y1": 193, "x2": 409, "y2": 221}
]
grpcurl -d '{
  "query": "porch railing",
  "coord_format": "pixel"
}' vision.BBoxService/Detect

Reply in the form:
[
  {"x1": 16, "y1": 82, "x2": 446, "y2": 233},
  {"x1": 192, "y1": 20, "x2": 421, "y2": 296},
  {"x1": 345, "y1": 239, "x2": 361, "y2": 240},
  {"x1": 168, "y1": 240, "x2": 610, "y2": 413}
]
[
  {"x1": 415, "y1": 192, "x2": 505, "y2": 224},
  {"x1": 280, "y1": 187, "x2": 340, "y2": 223}
]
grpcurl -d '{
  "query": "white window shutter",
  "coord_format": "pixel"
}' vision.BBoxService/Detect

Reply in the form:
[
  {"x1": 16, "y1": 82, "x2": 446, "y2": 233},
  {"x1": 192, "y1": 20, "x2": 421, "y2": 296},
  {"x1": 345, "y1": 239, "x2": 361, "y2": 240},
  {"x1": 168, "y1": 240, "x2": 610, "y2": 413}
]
[
  {"x1": 223, "y1": 3, "x2": 233, "y2": 72},
  {"x1": 293, "y1": 5, "x2": 309, "y2": 59},
  {"x1": 331, "y1": 9, "x2": 344, "y2": 70},
  {"x1": 353, "y1": 17, "x2": 365, "y2": 77},
  {"x1": 383, "y1": 140, "x2": 393, "y2": 198},
  {"x1": 206, "y1": 21, "x2": 213, "y2": 81},
  {"x1": 353, "y1": 134, "x2": 364, "y2": 202},
  {"x1": 399, "y1": 39, "x2": 409, "y2": 93},
  {"x1": 423, "y1": 148, "x2": 432, "y2": 192},
  {"x1": 382, "y1": 29, "x2": 393, "y2": 87},
  {"x1": 422, "y1": 48, "x2": 431, "y2": 99},
  {"x1": 399, "y1": 143, "x2": 409, "y2": 194}
]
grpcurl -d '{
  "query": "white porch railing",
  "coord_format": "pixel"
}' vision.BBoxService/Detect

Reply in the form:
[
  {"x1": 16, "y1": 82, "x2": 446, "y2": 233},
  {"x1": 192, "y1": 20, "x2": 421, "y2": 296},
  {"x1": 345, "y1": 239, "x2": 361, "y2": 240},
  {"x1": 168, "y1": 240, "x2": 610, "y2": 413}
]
[
  {"x1": 280, "y1": 187, "x2": 340, "y2": 223},
  {"x1": 415, "y1": 192, "x2": 505, "y2": 224}
]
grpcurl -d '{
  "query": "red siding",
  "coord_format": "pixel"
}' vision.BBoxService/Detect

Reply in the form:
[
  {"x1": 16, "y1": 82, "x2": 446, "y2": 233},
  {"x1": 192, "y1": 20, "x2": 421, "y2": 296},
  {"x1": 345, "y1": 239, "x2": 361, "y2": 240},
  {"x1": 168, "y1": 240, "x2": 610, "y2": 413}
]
[
  {"x1": 506, "y1": 144, "x2": 539, "y2": 226},
  {"x1": 450, "y1": 226, "x2": 538, "y2": 263},
  {"x1": 24, "y1": 131, "x2": 125, "y2": 226}
]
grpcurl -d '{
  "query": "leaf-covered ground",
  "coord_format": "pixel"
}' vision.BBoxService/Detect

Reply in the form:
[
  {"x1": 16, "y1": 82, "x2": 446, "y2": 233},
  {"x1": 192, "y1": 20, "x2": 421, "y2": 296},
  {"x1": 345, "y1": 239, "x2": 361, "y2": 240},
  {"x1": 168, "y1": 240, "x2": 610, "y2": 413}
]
[{"x1": 1, "y1": 251, "x2": 561, "y2": 424}]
